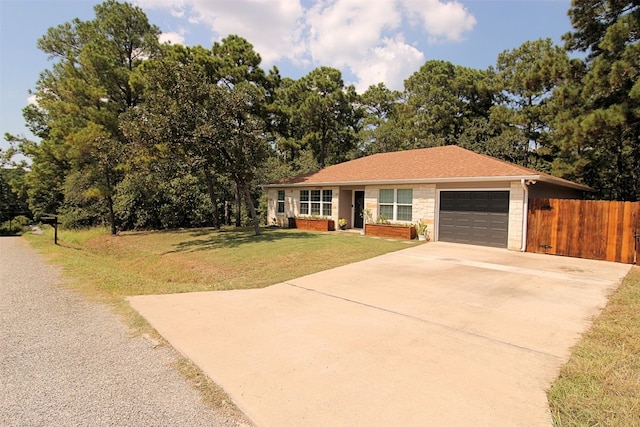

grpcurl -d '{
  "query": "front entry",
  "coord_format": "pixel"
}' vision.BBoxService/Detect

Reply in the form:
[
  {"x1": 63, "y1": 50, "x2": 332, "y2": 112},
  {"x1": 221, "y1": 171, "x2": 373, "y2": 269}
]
[{"x1": 353, "y1": 191, "x2": 365, "y2": 228}]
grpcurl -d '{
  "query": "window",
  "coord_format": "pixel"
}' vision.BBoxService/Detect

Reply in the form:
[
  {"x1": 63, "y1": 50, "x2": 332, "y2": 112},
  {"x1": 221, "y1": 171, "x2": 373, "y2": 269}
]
[
  {"x1": 396, "y1": 189, "x2": 413, "y2": 221},
  {"x1": 378, "y1": 189, "x2": 413, "y2": 221},
  {"x1": 379, "y1": 189, "x2": 394, "y2": 219},
  {"x1": 311, "y1": 190, "x2": 321, "y2": 215},
  {"x1": 277, "y1": 190, "x2": 285, "y2": 214},
  {"x1": 300, "y1": 190, "x2": 332, "y2": 216},
  {"x1": 322, "y1": 190, "x2": 332, "y2": 216},
  {"x1": 300, "y1": 190, "x2": 310, "y2": 215}
]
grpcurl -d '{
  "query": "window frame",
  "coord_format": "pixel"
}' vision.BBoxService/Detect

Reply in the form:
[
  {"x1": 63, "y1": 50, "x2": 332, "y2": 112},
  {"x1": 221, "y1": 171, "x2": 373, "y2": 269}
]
[
  {"x1": 300, "y1": 190, "x2": 310, "y2": 215},
  {"x1": 378, "y1": 188, "x2": 413, "y2": 222},
  {"x1": 299, "y1": 189, "x2": 332, "y2": 217},
  {"x1": 276, "y1": 190, "x2": 285, "y2": 214}
]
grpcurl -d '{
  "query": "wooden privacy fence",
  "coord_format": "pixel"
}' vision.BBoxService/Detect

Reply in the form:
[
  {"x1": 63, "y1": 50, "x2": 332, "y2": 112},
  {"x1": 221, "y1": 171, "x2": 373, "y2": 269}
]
[{"x1": 527, "y1": 198, "x2": 640, "y2": 264}]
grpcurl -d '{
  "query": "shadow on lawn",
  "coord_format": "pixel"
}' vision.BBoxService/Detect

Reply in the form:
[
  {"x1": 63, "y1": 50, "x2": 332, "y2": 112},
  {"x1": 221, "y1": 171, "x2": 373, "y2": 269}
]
[{"x1": 166, "y1": 227, "x2": 323, "y2": 253}]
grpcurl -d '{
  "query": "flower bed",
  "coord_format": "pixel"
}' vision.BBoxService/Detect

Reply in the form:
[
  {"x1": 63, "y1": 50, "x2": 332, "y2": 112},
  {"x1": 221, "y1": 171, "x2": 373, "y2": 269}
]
[
  {"x1": 288, "y1": 217, "x2": 335, "y2": 231},
  {"x1": 365, "y1": 223, "x2": 416, "y2": 240}
]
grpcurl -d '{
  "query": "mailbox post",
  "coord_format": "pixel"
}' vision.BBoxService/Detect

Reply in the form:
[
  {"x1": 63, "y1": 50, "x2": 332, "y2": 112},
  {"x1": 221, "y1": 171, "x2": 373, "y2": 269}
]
[{"x1": 40, "y1": 216, "x2": 59, "y2": 245}]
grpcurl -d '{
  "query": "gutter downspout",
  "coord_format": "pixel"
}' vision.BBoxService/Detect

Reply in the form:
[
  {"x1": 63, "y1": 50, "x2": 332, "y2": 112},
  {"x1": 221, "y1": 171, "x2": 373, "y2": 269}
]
[{"x1": 520, "y1": 179, "x2": 529, "y2": 252}]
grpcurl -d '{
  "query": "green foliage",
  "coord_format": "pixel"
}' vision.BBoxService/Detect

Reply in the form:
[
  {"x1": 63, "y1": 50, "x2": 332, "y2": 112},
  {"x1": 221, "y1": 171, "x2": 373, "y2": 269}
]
[
  {"x1": 123, "y1": 38, "x2": 271, "y2": 234},
  {"x1": 559, "y1": 0, "x2": 640, "y2": 200},
  {"x1": 278, "y1": 67, "x2": 361, "y2": 168},
  {"x1": 114, "y1": 171, "x2": 213, "y2": 230},
  {"x1": 358, "y1": 83, "x2": 404, "y2": 155},
  {"x1": 0, "y1": 168, "x2": 32, "y2": 224},
  {"x1": 0, "y1": 215, "x2": 31, "y2": 235},
  {"x1": 26, "y1": 0, "x2": 161, "y2": 234},
  {"x1": 489, "y1": 38, "x2": 571, "y2": 169}
]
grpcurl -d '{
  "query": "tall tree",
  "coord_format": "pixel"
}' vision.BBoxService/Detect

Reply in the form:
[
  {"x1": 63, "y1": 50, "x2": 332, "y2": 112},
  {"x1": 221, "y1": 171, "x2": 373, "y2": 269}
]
[
  {"x1": 283, "y1": 67, "x2": 361, "y2": 168},
  {"x1": 25, "y1": 0, "x2": 160, "y2": 232},
  {"x1": 490, "y1": 39, "x2": 571, "y2": 169},
  {"x1": 358, "y1": 83, "x2": 404, "y2": 155},
  {"x1": 401, "y1": 60, "x2": 494, "y2": 148},
  {"x1": 558, "y1": 0, "x2": 640, "y2": 200},
  {"x1": 124, "y1": 39, "x2": 271, "y2": 234}
]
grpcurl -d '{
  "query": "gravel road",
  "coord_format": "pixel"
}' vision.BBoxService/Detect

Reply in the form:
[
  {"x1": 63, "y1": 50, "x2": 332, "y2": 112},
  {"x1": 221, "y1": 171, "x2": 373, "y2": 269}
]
[{"x1": 0, "y1": 236, "x2": 247, "y2": 427}]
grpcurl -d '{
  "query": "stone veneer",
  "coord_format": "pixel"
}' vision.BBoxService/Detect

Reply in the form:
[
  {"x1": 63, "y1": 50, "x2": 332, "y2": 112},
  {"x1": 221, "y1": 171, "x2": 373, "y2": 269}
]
[{"x1": 507, "y1": 182, "x2": 526, "y2": 251}]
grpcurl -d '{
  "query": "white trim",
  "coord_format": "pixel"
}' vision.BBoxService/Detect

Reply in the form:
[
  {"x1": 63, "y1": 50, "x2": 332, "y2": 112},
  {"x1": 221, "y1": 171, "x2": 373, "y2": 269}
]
[
  {"x1": 520, "y1": 179, "x2": 529, "y2": 252},
  {"x1": 435, "y1": 187, "x2": 511, "y2": 243}
]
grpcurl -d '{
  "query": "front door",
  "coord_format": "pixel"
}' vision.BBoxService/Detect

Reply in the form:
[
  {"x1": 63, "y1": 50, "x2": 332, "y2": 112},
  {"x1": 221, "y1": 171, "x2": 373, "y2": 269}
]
[{"x1": 353, "y1": 191, "x2": 365, "y2": 228}]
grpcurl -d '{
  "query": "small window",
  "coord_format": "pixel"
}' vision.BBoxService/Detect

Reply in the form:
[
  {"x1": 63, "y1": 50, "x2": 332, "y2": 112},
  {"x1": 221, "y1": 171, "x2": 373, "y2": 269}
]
[
  {"x1": 277, "y1": 190, "x2": 285, "y2": 214},
  {"x1": 379, "y1": 189, "x2": 394, "y2": 219},
  {"x1": 310, "y1": 190, "x2": 321, "y2": 215},
  {"x1": 397, "y1": 189, "x2": 413, "y2": 221},
  {"x1": 300, "y1": 190, "x2": 309, "y2": 215},
  {"x1": 322, "y1": 190, "x2": 332, "y2": 216}
]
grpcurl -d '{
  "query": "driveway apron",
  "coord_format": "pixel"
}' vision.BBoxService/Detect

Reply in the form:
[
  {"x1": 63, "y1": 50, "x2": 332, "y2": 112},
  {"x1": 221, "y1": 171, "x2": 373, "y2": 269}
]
[{"x1": 128, "y1": 242, "x2": 631, "y2": 427}]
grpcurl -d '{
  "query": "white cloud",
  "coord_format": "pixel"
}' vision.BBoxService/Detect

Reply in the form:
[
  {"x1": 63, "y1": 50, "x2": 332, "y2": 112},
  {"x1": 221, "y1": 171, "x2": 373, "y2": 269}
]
[
  {"x1": 27, "y1": 94, "x2": 38, "y2": 106},
  {"x1": 350, "y1": 36, "x2": 425, "y2": 92},
  {"x1": 132, "y1": 0, "x2": 190, "y2": 26},
  {"x1": 159, "y1": 30, "x2": 185, "y2": 45},
  {"x1": 305, "y1": 0, "x2": 401, "y2": 68},
  {"x1": 133, "y1": 0, "x2": 476, "y2": 92},
  {"x1": 187, "y1": 0, "x2": 305, "y2": 64},
  {"x1": 401, "y1": 0, "x2": 476, "y2": 42}
]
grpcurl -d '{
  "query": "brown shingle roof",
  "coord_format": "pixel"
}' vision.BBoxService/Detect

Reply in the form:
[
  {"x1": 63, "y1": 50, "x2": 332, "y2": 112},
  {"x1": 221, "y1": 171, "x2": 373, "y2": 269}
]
[{"x1": 271, "y1": 146, "x2": 589, "y2": 190}]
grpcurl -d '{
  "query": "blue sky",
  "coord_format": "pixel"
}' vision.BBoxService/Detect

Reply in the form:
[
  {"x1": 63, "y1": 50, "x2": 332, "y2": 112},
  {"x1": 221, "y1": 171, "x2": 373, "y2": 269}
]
[{"x1": 0, "y1": 0, "x2": 574, "y2": 153}]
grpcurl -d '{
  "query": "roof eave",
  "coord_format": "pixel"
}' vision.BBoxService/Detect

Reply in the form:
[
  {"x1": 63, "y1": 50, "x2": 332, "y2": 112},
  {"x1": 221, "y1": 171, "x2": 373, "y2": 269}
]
[
  {"x1": 536, "y1": 175, "x2": 594, "y2": 192},
  {"x1": 266, "y1": 175, "x2": 593, "y2": 192},
  {"x1": 265, "y1": 175, "x2": 548, "y2": 188}
]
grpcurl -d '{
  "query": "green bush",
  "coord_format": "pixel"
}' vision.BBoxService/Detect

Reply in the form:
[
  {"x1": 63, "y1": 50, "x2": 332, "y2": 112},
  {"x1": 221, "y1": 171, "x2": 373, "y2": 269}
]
[{"x1": 0, "y1": 215, "x2": 32, "y2": 235}]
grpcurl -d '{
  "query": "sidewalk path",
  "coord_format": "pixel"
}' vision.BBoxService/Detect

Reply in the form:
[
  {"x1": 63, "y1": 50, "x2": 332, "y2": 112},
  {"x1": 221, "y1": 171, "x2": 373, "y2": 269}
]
[{"x1": 0, "y1": 236, "x2": 244, "y2": 427}]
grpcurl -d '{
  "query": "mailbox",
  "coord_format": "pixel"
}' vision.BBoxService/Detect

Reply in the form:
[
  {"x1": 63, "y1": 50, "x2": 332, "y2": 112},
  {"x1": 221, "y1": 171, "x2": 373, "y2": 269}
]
[
  {"x1": 41, "y1": 216, "x2": 58, "y2": 225},
  {"x1": 40, "y1": 216, "x2": 59, "y2": 244}
]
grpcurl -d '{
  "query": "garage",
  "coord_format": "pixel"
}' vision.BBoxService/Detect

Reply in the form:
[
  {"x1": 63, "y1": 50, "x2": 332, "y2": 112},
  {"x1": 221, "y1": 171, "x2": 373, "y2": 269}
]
[{"x1": 438, "y1": 190, "x2": 509, "y2": 248}]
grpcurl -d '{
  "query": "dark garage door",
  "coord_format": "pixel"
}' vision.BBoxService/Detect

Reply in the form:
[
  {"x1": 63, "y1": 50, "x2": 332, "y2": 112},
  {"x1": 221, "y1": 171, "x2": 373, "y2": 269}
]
[{"x1": 438, "y1": 191, "x2": 509, "y2": 248}]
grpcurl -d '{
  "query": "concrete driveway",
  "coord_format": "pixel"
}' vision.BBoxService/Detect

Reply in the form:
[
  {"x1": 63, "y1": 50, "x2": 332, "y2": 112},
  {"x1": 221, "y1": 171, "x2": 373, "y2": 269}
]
[{"x1": 129, "y1": 242, "x2": 631, "y2": 427}]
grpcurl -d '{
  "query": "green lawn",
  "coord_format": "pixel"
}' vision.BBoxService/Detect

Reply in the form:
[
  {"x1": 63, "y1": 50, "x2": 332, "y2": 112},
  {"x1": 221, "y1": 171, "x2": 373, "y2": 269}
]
[{"x1": 24, "y1": 225, "x2": 415, "y2": 311}]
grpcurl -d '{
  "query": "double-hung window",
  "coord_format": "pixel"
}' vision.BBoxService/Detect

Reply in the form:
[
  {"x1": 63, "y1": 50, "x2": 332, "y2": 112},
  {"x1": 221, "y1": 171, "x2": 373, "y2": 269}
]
[
  {"x1": 300, "y1": 190, "x2": 332, "y2": 216},
  {"x1": 300, "y1": 190, "x2": 310, "y2": 215},
  {"x1": 277, "y1": 190, "x2": 285, "y2": 214},
  {"x1": 378, "y1": 189, "x2": 413, "y2": 221}
]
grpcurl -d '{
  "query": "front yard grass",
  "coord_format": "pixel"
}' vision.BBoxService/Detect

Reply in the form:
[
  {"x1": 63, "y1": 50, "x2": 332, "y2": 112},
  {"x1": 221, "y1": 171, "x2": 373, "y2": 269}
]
[
  {"x1": 548, "y1": 266, "x2": 640, "y2": 426},
  {"x1": 25, "y1": 226, "x2": 414, "y2": 301}
]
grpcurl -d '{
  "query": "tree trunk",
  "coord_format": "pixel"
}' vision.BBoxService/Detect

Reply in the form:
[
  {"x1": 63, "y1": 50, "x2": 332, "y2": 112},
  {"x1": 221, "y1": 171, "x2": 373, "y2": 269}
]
[
  {"x1": 235, "y1": 185, "x2": 242, "y2": 227},
  {"x1": 241, "y1": 182, "x2": 261, "y2": 235},
  {"x1": 203, "y1": 169, "x2": 219, "y2": 229},
  {"x1": 104, "y1": 167, "x2": 116, "y2": 235},
  {"x1": 107, "y1": 194, "x2": 116, "y2": 235}
]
